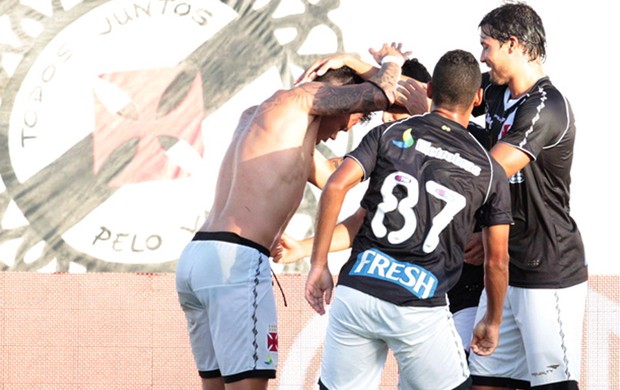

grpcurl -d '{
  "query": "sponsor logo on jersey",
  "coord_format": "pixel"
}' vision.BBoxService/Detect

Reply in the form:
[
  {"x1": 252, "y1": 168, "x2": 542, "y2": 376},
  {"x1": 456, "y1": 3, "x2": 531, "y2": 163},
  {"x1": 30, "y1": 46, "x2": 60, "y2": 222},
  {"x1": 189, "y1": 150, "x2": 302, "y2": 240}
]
[
  {"x1": 394, "y1": 174, "x2": 412, "y2": 184},
  {"x1": 392, "y1": 128, "x2": 414, "y2": 148},
  {"x1": 349, "y1": 248, "x2": 437, "y2": 299},
  {"x1": 415, "y1": 138, "x2": 481, "y2": 176}
]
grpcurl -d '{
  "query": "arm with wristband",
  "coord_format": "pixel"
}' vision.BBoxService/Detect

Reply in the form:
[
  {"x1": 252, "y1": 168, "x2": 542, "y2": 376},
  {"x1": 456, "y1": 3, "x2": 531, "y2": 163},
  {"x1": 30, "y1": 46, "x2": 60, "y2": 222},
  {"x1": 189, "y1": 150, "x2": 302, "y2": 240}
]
[{"x1": 366, "y1": 49, "x2": 407, "y2": 111}]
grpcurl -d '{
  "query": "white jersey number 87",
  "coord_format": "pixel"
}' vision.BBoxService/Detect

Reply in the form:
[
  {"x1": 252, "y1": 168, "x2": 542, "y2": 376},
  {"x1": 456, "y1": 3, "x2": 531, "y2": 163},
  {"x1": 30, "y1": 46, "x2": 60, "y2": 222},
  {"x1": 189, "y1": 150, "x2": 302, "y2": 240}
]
[{"x1": 370, "y1": 171, "x2": 466, "y2": 253}]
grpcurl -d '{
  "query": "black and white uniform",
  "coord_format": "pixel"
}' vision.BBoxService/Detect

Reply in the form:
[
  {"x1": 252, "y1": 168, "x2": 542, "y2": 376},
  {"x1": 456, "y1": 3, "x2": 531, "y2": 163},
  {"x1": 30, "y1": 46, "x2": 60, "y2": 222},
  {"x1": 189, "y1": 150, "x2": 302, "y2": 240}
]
[
  {"x1": 469, "y1": 75, "x2": 588, "y2": 389},
  {"x1": 319, "y1": 113, "x2": 512, "y2": 390}
]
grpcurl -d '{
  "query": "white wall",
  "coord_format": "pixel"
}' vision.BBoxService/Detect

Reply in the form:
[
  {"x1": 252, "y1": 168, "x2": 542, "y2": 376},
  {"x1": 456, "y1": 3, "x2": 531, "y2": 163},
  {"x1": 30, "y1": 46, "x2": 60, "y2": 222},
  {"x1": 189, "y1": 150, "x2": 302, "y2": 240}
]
[{"x1": 321, "y1": 0, "x2": 617, "y2": 275}]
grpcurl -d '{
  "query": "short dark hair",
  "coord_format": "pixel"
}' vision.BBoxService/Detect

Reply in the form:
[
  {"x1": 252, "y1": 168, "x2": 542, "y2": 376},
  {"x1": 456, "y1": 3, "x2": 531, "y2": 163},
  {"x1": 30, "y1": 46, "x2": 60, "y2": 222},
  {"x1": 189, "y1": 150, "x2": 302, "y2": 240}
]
[
  {"x1": 314, "y1": 66, "x2": 364, "y2": 86},
  {"x1": 431, "y1": 50, "x2": 481, "y2": 110},
  {"x1": 401, "y1": 58, "x2": 431, "y2": 83},
  {"x1": 479, "y1": 2, "x2": 546, "y2": 61}
]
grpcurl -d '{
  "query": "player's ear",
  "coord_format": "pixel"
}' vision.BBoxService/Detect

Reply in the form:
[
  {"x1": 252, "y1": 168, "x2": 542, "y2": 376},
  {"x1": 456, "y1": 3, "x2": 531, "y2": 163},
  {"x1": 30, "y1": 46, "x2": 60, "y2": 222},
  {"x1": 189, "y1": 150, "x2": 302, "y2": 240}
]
[
  {"x1": 426, "y1": 81, "x2": 433, "y2": 99},
  {"x1": 508, "y1": 36, "x2": 519, "y2": 52},
  {"x1": 473, "y1": 87, "x2": 483, "y2": 107}
]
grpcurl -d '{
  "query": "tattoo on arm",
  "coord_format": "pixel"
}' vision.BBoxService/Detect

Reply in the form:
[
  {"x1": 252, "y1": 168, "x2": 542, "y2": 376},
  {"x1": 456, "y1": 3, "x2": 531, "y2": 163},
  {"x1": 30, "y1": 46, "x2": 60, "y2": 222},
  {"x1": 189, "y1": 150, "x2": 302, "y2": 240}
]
[
  {"x1": 303, "y1": 62, "x2": 402, "y2": 116},
  {"x1": 305, "y1": 83, "x2": 392, "y2": 116},
  {"x1": 368, "y1": 62, "x2": 402, "y2": 107},
  {"x1": 328, "y1": 157, "x2": 343, "y2": 170}
]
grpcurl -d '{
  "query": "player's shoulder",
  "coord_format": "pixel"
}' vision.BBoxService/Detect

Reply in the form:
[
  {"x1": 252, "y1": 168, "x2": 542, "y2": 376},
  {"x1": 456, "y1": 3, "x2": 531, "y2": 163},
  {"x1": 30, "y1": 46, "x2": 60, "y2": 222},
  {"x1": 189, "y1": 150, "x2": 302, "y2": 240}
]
[
  {"x1": 258, "y1": 86, "x2": 313, "y2": 115},
  {"x1": 522, "y1": 78, "x2": 571, "y2": 120},
  {"x1": 527, "y1": 77, "x2": 566, "y2": 102}
]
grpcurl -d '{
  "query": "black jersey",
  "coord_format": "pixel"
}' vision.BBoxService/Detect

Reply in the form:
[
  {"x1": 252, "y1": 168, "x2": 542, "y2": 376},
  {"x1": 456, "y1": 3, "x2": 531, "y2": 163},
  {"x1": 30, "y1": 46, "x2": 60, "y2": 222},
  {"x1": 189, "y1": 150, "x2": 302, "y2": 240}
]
[
  {"x1": 338, "y1": 113, "x2": 512, "y2": 307},
  {"x1": 447, "y1": 263, "x2": 484, "y2": 313},
  {"x1": 480, "y1": 76, "x2": 588, "y2": 288}
]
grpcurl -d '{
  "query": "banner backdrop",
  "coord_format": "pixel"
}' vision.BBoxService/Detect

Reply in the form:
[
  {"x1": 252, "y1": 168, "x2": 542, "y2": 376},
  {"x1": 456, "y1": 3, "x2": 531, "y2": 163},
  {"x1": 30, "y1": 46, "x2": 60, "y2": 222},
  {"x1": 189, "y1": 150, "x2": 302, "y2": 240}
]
[
  {"x1": 1, "y1": 0, "x2": 349, "y2": 271},
  {"x1": 0, "y1": 0, "x2": 617, "y2": 275}
]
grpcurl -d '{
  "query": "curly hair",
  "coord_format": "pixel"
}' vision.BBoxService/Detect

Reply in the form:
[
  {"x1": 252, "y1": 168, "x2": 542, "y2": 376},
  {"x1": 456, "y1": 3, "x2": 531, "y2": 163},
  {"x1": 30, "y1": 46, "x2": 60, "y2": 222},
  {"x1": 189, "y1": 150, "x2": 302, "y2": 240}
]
[{"x1": 479, "y1": 1, "x2": 547, "y2": 62}]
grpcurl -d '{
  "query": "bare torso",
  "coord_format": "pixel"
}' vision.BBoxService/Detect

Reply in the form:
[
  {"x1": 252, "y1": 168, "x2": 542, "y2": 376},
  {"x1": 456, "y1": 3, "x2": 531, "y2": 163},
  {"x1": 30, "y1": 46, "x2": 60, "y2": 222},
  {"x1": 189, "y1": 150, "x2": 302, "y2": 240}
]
[
  {"x1": 199, "y1": 46, "x2": 406, "y2": 251},
  {"x1": 200, "y1": 89, "x2": 320, "y2": 252}
]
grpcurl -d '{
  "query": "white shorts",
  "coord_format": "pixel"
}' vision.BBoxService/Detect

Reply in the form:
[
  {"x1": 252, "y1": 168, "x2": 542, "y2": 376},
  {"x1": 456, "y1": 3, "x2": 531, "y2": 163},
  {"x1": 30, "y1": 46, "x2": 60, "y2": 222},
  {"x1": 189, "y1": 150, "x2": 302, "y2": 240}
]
[
  {"x1": 319, "y1": 286, "x2": 471, "y2": 390},
  {"x1": 468, "y1": 282, "x2": 587, "y2": 388},
  {"x1": 175, "y1": 232, "x2": 278, "y2": 383},
  {"x1": 453, "y1": 306, "x2": 477, "y2": 354}
]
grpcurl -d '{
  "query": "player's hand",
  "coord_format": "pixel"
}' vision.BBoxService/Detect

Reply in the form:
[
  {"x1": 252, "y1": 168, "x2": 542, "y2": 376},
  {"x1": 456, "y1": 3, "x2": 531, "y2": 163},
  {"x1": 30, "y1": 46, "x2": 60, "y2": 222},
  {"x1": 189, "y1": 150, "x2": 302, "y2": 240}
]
[
  {"x1": 396, "y1": 77, "x2": 431, "y2": 115},
  {"x1": 464, "y1": 232, "x2": 484, "y2": 265},
  {"x1": 470, "y1": 317, "x2": 500, "y2": 356},
  {"x1": 368, "y1": 42, "x2": 411, "y2": 66},
  {"x1": 272, "y1": 233, "x2": 305, "y2": 264},
  {"x1": 305, "y1": 264, "x2": 334, "y2": 315},
  {"x1": 295, "y1": 53, "x2": 362, "y2": 84}
]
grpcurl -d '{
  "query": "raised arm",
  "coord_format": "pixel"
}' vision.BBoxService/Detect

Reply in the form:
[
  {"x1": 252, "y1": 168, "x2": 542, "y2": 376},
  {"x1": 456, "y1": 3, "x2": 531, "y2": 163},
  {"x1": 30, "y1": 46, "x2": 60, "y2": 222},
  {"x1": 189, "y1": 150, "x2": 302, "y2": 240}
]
[
  {"x1": 293, "y1": 43, "x2": 407, "y2": 118},
  {"x1": 296, "y1": 53, "x2": 377, "y2": 84}
]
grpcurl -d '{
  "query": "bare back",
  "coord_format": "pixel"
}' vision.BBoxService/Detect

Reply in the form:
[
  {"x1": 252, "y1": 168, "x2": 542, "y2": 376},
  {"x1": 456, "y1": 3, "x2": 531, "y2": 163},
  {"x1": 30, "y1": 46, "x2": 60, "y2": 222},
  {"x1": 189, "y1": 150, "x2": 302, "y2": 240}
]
[{"x1": 201, "y1": 88, "x2": 320, "y2": 251}]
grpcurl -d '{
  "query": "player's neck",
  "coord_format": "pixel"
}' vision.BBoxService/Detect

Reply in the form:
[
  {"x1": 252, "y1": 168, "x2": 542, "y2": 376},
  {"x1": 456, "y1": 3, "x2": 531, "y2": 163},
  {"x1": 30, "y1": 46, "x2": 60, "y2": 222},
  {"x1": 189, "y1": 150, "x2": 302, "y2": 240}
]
[
  {"x1": 508, "y1": 62, "x2": 545, "y2": 99},
  {"x1": 432, "y1": 108, "x2": 470, "y2": 129}
]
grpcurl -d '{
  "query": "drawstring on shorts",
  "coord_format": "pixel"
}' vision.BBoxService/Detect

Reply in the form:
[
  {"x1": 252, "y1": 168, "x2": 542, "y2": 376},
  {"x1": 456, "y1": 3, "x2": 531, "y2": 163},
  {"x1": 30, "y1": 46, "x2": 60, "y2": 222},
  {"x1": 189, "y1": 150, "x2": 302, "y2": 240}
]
[{"x1": 271, "y1": 268, "x2": 288, "y2": 307}]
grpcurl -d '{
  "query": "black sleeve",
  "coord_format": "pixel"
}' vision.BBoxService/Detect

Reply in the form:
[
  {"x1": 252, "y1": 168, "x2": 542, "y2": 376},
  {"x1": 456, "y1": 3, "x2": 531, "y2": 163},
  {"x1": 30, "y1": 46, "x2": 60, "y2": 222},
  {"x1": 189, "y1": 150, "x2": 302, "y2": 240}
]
[
  {"x1": 466, "y1": 121, "x2": 491, "y2": 150},
  {"x1": 476, "y1": 158, "x2": 513, "y2": 228},
  {"x1": 345, "y1": 125, "x2": 385, "y2": 181}
]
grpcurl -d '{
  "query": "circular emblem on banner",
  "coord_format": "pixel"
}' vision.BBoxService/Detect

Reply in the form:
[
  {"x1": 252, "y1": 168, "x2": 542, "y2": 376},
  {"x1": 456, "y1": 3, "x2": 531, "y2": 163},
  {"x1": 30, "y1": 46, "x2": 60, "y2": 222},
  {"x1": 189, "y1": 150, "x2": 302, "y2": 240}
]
[{"x1": 0, "y1": 0, "x2": 347, "y2": 271}]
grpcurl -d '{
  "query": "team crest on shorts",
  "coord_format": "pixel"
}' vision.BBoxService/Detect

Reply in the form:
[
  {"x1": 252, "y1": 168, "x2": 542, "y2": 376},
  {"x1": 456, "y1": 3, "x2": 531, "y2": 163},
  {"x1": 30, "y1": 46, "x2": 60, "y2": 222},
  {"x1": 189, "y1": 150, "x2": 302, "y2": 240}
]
[{"x1": 267, "y1": 324, "x2": 278, "y2": 353}]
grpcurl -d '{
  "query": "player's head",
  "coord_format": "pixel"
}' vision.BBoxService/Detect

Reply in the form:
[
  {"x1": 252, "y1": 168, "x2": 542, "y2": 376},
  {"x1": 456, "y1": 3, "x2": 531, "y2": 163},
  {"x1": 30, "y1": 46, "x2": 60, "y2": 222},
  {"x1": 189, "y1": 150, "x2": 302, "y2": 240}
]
[
  {"x1": 479, "y1": 2, "x2": 546, "y2": 62},
  {"x1": 429, "y1": 49, "x2": 482, "y2": 114},
  {"x1": 315, "y1": 66, "x2": 372, "y2": 143},
  {"x1": 382, "y1": 58, "x2": 431, "y2": 123},
  {"x1": 401, "y1": 58, "x2": 431, "y2": 83},
  {"x1": 314, "y1": 65, "x2": 364, "y2": 86}
]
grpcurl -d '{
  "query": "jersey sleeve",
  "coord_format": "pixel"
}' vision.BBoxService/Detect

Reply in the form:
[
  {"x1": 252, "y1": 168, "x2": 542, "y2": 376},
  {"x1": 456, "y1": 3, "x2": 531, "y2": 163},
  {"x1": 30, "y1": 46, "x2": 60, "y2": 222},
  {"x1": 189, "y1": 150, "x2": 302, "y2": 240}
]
[
  {"x1": 500, "y1": 88, "x2": 570, "y2": 159},
  {"x1": 476, "y1": 158, "x2": 513, "y2": 227},
  {"x1": 345, "y1": 125, "x2": 385, "y2": 181}
]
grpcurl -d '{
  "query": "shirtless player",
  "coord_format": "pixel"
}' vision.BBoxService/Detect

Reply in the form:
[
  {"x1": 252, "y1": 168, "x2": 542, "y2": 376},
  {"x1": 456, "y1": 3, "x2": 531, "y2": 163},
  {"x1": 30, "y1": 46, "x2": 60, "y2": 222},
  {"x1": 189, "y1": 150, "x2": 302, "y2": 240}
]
[{"x1": 175, "y1": 43, "x2": 408, "y2": 390}]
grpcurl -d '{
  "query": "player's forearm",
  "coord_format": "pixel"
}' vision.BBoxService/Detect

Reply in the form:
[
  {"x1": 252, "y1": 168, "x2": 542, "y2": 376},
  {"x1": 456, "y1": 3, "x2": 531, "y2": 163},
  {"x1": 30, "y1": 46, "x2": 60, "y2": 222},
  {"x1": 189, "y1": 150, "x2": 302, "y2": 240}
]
[
  {"x1": 483, "y1": 256, "x2": 508, "y2": 325},
  {"x1": 308, "y1": 154, "x2": 343, "y2": 190},
  {"x1": 328, "y1": 221, "x2": 357, "y2": 252},
  {"x1": 367, "y1": 61, "x2": 402, "y2": 110},
  {"x1": 297, "y1": 221, "x2": 352, "y2": 259},
  {"x1": 482, "y1": 225, "x2": 510, "y2": 325},
  {"x1": 343, "y1": 55, "x2": 377, "y2": 80},
  {"x1": 296, "y1": 209, "x2": 359, "y2": 260},
  {"x1": 311, "y1": 186, "x2": 347, "y2": 268}
]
